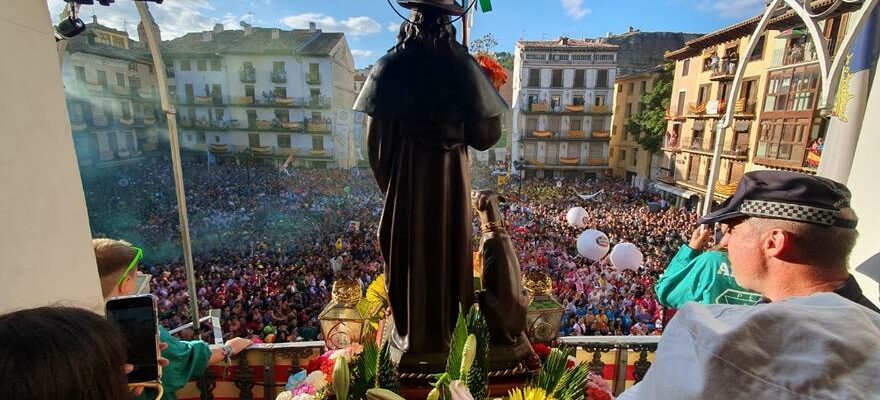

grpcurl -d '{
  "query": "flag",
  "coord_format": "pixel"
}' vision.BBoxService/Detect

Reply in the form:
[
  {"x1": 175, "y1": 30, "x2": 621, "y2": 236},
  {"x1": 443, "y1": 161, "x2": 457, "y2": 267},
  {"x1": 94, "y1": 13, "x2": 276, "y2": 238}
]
[{"x1": 818, "y1": 6, "x2": 880, "y2": 183}]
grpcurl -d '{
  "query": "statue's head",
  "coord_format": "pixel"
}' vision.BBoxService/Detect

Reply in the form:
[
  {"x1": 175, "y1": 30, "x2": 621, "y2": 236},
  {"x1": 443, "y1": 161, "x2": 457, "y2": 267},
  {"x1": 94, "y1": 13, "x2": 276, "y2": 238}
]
[
  {"x1": 396, "y1": 0, "x2": 465, "y2": 16},
  {"x1": 394, "y1": 1, "x2": 464, "y2": 54}
]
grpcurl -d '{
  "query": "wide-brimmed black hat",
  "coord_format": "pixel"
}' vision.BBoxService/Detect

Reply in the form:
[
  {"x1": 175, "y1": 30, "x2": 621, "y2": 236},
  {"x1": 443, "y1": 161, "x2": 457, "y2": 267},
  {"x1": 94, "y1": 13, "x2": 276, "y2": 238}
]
[
  {"x1": 397, "y1": 0, "x2": 466, "y2": 16},
  {"x1": 700, "y1": 170, "x2": 858, "y2": 229}
]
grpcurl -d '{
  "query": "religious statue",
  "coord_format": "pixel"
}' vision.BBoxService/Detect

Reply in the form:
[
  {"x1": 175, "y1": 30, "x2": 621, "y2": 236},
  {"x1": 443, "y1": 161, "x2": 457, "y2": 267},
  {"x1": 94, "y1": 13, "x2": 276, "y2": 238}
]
[{"x1": 353, "y1": 0, "x2": 511, "y2": 370}]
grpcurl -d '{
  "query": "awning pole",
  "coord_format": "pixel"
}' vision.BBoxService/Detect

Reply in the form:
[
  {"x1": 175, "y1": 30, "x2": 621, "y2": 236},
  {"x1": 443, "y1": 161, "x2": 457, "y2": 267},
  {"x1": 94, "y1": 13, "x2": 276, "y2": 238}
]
[{"x1": 134, "y1": 2, "x2": 201, "y2": 339}]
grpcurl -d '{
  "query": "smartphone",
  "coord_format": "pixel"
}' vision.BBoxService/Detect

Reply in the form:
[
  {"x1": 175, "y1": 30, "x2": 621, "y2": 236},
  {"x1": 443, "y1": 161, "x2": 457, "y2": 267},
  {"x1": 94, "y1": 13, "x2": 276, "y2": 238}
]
[{"x1": 106, "y1": 294, "x2": 161, "y2": 383}]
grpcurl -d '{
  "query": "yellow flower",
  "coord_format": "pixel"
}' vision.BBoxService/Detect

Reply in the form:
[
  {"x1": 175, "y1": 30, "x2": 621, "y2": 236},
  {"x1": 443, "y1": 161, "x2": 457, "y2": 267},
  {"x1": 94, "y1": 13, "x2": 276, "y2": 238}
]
[{"x1": 507, "y1": 387, "x2": 556, "y2": 400}]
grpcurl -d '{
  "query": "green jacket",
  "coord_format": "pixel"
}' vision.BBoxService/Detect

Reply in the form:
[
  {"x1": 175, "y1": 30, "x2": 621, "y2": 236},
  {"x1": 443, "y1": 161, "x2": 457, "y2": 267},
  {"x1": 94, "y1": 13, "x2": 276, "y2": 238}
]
[
  {"x1": 655, "y1": 246, "x2": 762, "y2": 308},
  {"x1": 136, "y1": 326, "x2": 212, "y2": 400}
]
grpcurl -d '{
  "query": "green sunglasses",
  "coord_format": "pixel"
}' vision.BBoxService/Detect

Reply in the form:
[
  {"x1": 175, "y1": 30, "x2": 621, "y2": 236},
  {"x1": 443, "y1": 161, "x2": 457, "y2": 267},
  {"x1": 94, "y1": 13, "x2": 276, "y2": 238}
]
[{"x1": 116, "y1": 246, "x2": 143, "y2": 289}]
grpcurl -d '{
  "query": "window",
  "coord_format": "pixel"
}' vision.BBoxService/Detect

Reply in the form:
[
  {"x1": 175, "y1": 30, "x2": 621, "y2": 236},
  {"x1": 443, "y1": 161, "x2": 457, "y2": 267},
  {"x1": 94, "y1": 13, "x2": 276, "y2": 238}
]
[
  {"x1": 211, "y1": 84, "x2": 222, "y2": 100},
  {"x1": 617, "y1": 84, "x2": 623, "y2": 93},
  {"x1": 210, "y1": 59, "x2": 221, "y2": 71},
  {"x1": 676, "y1": 91, "x2": 686, "y2": 116},
  {"x1": 697, "y1": 84, "x2": 711, "y2": 104},
  {"x1": 96, "y1": 70, "x2": 107, "y2": 88},
  {"x1": 551, "y1": 70, "x2": 563, "y2": 88},
  {"x1": 197, "y1": 132, "x2": 206, "y2": 144},
  {"x1": 181, "y1": 60, "x2": 191, "y2": 71},
  {"x1": 312, "y1": 135, "x2": 324, "y2": 150},
  {"x1": 763, "y1": 65, "x2": 820, "y2": 112},
  {"x1": 572, "y1": 94, "x2": 585, "y2": 106},
  {"x1": 120, "y1": 100, "x2": 131, "y2": 118},
  {"x1": 621, "y1": 149, "x2": 627, "y2": 162},
  {"x1": 128, "y1": 62, "x2": 138, "y2": 72},
  {"x1": 570, "y1": 118, "x2": 582, "y2": 131},
  {"x1": 129, "y1": 77, "x2": 141, "y2": 89},
  {"x1": 594, "y1": 94, "x2": 606, "y2": 106},
  {"x1": 638, "y1": 102, "x2": 645, "y2": 113},
  {"x1": 632, "y1": 149, "x2": 638, "y2": 166},
  {"x1": 274, "y1": 109, "x2": 290, "y2": 122},
  {"x1": 274, "y1": 61, "x2": 286, "y2": 72},
  {"x1": 596, "y1": 70, "x2": 609, "y2": 88},
  {"x1": 641, "y1": 80, "x2": 647, "y2": 93},
  {"x1": 625, "y1": 103, "x2": 632, "y2": 117},
  {"x1": 167, "y1": 85, "x2": 176, "y2": 97},
  {"x1": 750, "y1": 35, "x2": 766, "y2": 61},
  {"x1": 526, "y1": 118, "x2": 538, "y2": 132},
  {"x1": 528, "y1": 68, "x2": 540, "y2": 86},
  {"x1": 148, "y1": 65, "x2": 154, "y2": 75},
  {"x1": 550, "y1": 94, "x2": 561, "y2": 110},
  {"x1": 214, "y1": 109, "x2": 224, "y2": 121},
  {"x1": 197, "y1": 59, "x2": 207, "y2": 71},
  {"x1": 75, "y1": 66, "x2": 86, "y2": 82},
  {"x1": 278, "y1": 134, "x2": 291, "y2": 148},
  {"x1": 248, "y1": 133, "x2": 260, "y2": 147},
  {"x1": 247, "y1": 110, "x2": 257, "y2": 128},
  {"x1": 591, "y1": 117, "x2": 604, "y2": 131},
  {"x1": 215, "y1": 135, "x2": 221, "y2": 143},
  {"x1": 165, "y1": 62, "x2": 175, "y2": 78},
  {"x1": 245, "y1": 85, "x2": 255, "y2": 98},
  {"x1": 309, "y1": 88, "x2": 321, "y2": 98},
  {"x1": 682, "y1": 59, "x2": 690, "y2": 76},
  {"x1": 717, "y1": 81, "x2": 731, "y2": 102},
  {"x1": 275, "y1": 87, "x2": 288, "y2": 98},
  {"x1": 548, "y1": 116, "x2": 561, "y2": 132},
  {"x1": 184, "y1": 84, "x2": 194, "y2": 102},
  {"x1": 574, "y1": 70, "x2": 585, "y2": 88},
  {"x1": 116, "y1": 73, "x2": 125, "y2": 86}
]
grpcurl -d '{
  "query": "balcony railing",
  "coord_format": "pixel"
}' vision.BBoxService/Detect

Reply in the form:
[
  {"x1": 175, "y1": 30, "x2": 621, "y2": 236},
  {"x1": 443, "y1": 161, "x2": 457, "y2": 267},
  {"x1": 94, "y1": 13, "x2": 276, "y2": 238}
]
[
  {"x1": 306, "y1": 73, "x2": 321, "y2": 85},
  {"x1": 111, "y1": 85, "x2": 129, "y2": 96},
  {"x1": 92, "y1": 115, "x2": 109, "y2": 127},
  {"x1": 709, "y1": 60, "x2": 737, "y2": 81},
  {"x1": 239, "y1": 67, "x2": 256, "y2": 83},
  {"x1": 172, "y1": 337, "x2": 660, "y2": 399},
  {"x1": 591, "y1": 131, "x2": 610, "y2": 139},
  {"x1": 658, "y1": 167, "x2": 676, "y2": 184},
  {"x1": 306, "y1": 119, "x2": 332, "y2": 134},
  {"x1": 586, "y1": 157, "x2": 608, "y2": 166},
  {"x1": 591, "y1": 105, "x2": 610, "y2": 114},
  {"x1": 271, "y1": 69, "x2": 287, "y2": 84},
  {"x1": 119, "y1": 115, "x2": 134, "y2": 126},
  {"x1": 524, "y1": 102, "x2": 609, "y2": 114},
  {"x1": 770, "y1": 42, "x2": 818, "y2": 68}
]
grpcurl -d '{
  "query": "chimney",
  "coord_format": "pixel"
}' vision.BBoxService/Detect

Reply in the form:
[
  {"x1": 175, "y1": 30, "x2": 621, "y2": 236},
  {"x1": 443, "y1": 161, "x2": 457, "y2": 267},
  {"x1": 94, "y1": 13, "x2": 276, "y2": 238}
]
[
  {"x1": 213, "y1": 23, "x2": 224, "y2": 34},
  {"x1": 240, "y1": 21, "x2": 253, "y2": 36},
  {"x1": 271, "y1": 28, "x2": 280, "y2": 39},
  {"x1": 92, "y1": 14, "x2": 98, "y2": 24},
  {"x1": 309, "y1": 22, "x2": 317, "y2": 33},
  {"x1": 202, "y1": 31, "x2": 212, "y2": 42}
]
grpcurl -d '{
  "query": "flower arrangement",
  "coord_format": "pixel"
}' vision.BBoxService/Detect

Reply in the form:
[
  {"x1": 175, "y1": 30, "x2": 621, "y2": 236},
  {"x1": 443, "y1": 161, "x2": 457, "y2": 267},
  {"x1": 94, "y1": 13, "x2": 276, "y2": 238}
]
[{"x1": 475, "y1": 53, "x2": 508, "y2": 91}]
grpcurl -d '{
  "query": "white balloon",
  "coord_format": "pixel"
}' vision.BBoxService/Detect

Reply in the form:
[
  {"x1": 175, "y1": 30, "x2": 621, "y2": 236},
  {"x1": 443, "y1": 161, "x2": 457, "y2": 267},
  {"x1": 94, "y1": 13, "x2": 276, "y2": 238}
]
[
  {"x1": 577, "y1": 229, "x2": 610, "y2": 261},
  {"x1": 610, "y1": 242, "x2": 643, "y2": 271},
  {"x1": 566, "y1": 206, "x2": 588, "y2": 228}
]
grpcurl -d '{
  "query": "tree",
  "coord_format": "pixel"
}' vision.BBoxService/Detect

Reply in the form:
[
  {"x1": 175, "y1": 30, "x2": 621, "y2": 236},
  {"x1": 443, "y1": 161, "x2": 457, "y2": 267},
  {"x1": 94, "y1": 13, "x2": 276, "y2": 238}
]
[
  {"x1": 495, "y1": 51, "x2": 514, "y2": 70},
  {"x1": 627, "y1": 64, "x2": 674, "y2": 153},
  {"x1": 469, "y1": 33, "x2": 498, "y2": 55}
]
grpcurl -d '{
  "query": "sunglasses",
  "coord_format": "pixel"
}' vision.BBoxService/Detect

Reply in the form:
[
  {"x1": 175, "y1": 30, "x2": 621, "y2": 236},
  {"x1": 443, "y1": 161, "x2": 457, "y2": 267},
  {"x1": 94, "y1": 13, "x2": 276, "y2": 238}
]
[{"x1": 116, "y1": 246, "x2": 143, "y2": 289}]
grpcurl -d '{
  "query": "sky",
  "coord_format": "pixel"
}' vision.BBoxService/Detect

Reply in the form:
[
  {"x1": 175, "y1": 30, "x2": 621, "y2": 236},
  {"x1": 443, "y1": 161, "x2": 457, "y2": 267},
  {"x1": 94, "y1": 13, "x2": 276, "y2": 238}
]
[{"x1": 47, "y1": 0, "x2": 771, "y2": 69}]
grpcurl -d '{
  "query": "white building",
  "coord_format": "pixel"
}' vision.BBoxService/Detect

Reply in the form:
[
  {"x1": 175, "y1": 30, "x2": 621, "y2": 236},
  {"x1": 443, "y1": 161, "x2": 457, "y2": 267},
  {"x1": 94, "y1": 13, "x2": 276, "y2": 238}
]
[
  {"x1": 511, "y1": 37, "x2": 618, "y2": 180},
  {"x1": 163, "y1": 22, "x2": 356, "y2": 168},
  {"x1": 60, "y1": 18, "x2": 164, "y2": 166}
]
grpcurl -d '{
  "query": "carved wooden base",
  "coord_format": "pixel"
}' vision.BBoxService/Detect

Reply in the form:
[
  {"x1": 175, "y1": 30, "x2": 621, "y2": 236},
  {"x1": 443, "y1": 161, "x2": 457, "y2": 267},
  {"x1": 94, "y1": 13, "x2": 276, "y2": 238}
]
[{"x1": 397, "y1": 365, "x2": 535, "y2": 399}]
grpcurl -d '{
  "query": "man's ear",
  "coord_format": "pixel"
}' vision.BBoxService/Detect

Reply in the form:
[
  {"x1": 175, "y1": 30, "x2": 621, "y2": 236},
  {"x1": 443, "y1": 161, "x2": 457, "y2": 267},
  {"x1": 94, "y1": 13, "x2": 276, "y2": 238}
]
[{"x1": 762, "y1": 227, "x2": 791, "y2": 259}]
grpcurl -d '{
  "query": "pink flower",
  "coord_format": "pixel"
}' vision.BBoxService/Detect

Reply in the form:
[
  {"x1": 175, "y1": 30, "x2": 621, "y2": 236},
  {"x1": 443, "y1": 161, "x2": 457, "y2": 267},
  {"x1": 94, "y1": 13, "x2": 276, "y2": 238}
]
[{"x1": 292, "y1": 384, "x2": 316, "y2": 396}]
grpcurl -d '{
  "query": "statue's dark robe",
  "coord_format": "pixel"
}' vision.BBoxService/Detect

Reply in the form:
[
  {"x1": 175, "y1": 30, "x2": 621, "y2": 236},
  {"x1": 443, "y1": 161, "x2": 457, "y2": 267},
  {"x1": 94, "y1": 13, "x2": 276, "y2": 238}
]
[{"x1": 353, "y1": 46, "x2": 507, "y2": 355}]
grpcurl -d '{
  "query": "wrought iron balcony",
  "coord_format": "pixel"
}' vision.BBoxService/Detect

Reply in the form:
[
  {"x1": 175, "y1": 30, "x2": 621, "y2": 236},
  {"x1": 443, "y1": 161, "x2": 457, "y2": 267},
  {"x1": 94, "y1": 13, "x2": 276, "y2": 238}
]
[
  {"x1": 271, "y1": 69, "x2": 287, "y2": 84},
  {"x1": 306, "y1": 72, "x2": 321, "y2": 85},
  {"x1": 239, "y1": 67, "x2": 256, "y2": 83}
]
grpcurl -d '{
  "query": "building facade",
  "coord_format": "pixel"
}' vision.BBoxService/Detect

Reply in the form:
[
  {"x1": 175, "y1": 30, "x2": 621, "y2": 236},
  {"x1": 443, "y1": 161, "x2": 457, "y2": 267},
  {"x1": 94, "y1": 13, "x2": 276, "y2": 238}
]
[
  {"x1": 163, "y1": 22, "x2": 355, "y2": 168},
  {"x1": 60, "y1": 19, "x2": 164, "y2": 167},
  {"x1": 658, "y1": 5, "x2": 853, "y2": 207},
  {"x1": 609, "y1": 66, "x2": 664, "y2": 188},
  {"x1": 511, "y1": 38, "x2": 618, "y2": 180}
]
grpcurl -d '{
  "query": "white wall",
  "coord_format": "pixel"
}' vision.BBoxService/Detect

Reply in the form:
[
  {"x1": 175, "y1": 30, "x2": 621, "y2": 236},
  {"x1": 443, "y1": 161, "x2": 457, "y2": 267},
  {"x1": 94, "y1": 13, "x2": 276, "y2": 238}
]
[
  {"x1": 0, "y1": 0, "x2": 104, "y2": 313},
  {"x1": 847, "y1": 64, "x2": 880, "y2": 308}
]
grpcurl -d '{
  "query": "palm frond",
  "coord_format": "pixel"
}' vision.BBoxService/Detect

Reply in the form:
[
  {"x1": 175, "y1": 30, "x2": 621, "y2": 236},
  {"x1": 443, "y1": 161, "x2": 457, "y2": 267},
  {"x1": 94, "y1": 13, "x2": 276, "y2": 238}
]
[{"x1": 445, "y1": 304, "x2": 469, "y2": 381}]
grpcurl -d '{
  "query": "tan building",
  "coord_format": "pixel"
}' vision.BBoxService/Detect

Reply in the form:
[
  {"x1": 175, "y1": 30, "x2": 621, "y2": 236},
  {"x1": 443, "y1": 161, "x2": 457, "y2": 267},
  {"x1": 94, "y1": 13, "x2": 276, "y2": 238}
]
[
  {"x1": 610, "y1": 65, "x2": 664, "y2": 188},
  {"x1": 658, "y1": 6, "x2": 853, "y2": 208}
]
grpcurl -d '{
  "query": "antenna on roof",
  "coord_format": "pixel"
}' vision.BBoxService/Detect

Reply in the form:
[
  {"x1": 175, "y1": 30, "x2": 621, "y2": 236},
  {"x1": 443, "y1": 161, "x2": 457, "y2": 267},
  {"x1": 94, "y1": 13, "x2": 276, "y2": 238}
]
[{"x1": 123, "y1": 18, "x2": 128, "y2": 34}]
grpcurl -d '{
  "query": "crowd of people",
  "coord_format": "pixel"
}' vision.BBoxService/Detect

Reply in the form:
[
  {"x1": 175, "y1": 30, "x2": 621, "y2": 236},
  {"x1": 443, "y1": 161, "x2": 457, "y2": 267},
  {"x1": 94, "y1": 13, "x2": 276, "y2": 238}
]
[{"x1": 80, "y1": 158, "x2": 697, "y2": 342}]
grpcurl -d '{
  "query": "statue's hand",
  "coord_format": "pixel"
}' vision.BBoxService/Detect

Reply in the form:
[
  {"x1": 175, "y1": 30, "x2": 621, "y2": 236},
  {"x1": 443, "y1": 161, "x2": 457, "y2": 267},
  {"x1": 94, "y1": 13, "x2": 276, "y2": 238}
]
[{"x1": 471, "y1": 190, "x2": 507, "y2": 213}]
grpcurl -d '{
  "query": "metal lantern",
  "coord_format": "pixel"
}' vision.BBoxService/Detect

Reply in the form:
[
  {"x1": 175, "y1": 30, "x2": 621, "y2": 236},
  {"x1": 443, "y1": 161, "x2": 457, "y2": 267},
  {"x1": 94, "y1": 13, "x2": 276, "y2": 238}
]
[
  {"x1": 318, "y1": 278, "x2": 365, "y2": 349},
  {"x1": 523, "y1": 271, "x2": 565, "y2": 344}
]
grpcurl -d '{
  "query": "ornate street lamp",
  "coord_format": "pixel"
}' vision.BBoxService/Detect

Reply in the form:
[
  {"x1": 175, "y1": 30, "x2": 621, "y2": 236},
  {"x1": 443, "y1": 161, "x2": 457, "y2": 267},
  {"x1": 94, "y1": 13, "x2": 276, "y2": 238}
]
[
  {"x1": 523, "y1": 271, "x2": 565, "y2": 344},
  {"x1": 318, "y1": 278, "x2": 365, "y2": 349}
]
